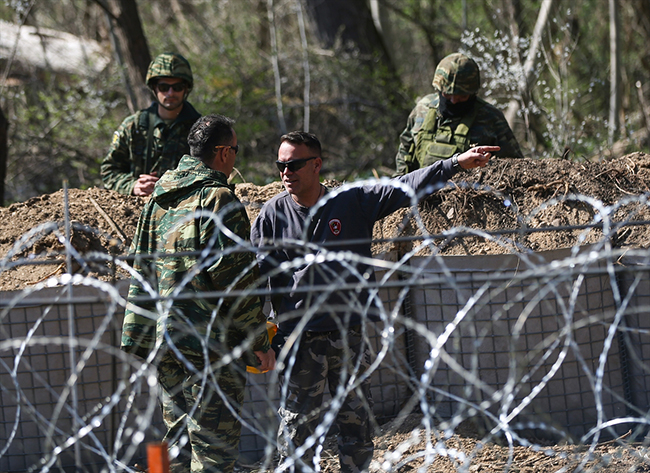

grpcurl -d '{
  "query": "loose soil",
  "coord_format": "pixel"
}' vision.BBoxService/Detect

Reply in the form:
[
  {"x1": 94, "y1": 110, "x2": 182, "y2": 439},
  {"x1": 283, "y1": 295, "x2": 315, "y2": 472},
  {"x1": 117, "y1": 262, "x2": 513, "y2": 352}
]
[
  {"x1": 2, "y1": 154, "x2": 650, "y2": 471},
  {"x1": 3, "y1": 154, "x2": 650, "y2": 291}
]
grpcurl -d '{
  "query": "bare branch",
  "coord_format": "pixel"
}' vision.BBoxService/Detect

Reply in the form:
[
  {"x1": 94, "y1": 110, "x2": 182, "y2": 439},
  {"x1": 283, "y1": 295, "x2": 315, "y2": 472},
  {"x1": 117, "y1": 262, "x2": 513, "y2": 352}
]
[
  {"x1": 267, "y1": 0, "x2": 287, "y2": 134},
  {"x1": 504, "y1": 0, "x2": 554, "y2": 125},
  {"x1": 295, "y1": 0, "x2": 311, "y2": 132}
]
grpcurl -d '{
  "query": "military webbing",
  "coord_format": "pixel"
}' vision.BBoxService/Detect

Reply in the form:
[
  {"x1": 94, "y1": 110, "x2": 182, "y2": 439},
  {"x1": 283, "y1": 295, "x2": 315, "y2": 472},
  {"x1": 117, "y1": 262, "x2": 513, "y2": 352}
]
[
  {"x1": 144, "y1": 110, "x2": 156, "y2": 173},
  {"x1": 131, "y1": 110, "x2": 149, "y2": 175},
  {"x1": 413, "y1": 100, "x2": 480, "y2": 165}
]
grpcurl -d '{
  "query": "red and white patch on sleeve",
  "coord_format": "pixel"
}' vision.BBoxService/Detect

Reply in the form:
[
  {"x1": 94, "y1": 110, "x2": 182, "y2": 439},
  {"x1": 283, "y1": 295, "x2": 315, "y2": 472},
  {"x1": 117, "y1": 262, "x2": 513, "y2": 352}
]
[{"x1": 329, "y1": 218, "x2": 342, "y2": 235}]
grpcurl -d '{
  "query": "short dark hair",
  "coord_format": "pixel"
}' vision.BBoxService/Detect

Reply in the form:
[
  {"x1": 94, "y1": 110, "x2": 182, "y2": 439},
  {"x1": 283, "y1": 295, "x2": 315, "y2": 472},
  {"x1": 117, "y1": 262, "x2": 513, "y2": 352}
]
[
  {"x1": 188, "y1": 114, "x2": 235, "y2": 162},
  {"x1": 280, "y1": 131, "x2": 321, "y2": 156}
]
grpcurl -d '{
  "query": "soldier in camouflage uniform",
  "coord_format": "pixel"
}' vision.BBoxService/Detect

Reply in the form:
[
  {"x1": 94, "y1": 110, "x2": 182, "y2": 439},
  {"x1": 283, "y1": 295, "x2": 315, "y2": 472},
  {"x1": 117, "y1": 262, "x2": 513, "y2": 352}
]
[
  {"x1": 251, "y1": 132, "x2": 495, "y2": 472},
  {"x1": 121, "y1": 114, "x2": 275, "y2": 473},
  {"x1": 102, "y1": 52, "x2": 201, "y2": 195},
  {"x1": 395, "y1": 52, "x2": 524, "y2": 175}
]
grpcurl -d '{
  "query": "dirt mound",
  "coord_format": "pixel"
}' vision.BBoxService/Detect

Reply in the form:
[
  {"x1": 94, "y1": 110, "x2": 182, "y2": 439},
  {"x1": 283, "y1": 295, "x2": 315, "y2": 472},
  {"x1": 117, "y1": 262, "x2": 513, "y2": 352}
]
[
  {"x1": 2, "y1": 155, "x2": 650, "y2": 290},
  {"x1": 359, "y1": 414, "x2": 648, "y2": 473},
  {"x1": 0, "y1": 187, "x2": 145, "y2": 291},
  {"x1": 375, "y1": 152, "x2": 650, "y2": 255}
]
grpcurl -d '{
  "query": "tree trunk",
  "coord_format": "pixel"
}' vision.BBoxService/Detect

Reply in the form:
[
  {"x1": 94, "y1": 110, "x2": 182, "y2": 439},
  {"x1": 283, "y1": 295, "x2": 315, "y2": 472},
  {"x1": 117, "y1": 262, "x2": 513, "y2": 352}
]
[
  {"x1": 609, "y1": 0, "x2": 621, "y2": 145},
  {"x1": 628, "y1": 0, "x2": 650, "y2": 72},
  {"x1": 0, "y1": 107, "x2": 6, "y2": 206},
  {"x1": 267, "y1": 0, "x2": 287, "y2": 134},
  {"x1": 258, "y1": 0, "x2": 270, "y2": 52},
  {"x1": 376, "y1": 0, "x2": 441, "y2": 71},
  {"x1": 504, "y1": 0, "x2": 554, "y2": 126},
  {"x1": 503, "y1": 0, "x2": 524, "y2": 43},
  {"x1": 296, "y1": 0, "x2": 311, "y2": 132},
  {"x1": 98, "y1": 0, "x2": 151, "y2": 111},
  {"x1": 303, "y1": 0, "x2": 394, "y2": 72},
  {"x1": 369, "y1": 0, "x2": 396, "y2": 65}
]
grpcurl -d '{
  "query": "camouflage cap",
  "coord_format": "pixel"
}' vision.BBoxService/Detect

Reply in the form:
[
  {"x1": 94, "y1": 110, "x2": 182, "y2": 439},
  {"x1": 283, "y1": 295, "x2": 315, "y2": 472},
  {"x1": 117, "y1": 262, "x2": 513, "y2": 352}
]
[
  {"x1": 432, "y1": 53, "x2": 480, "y2": 95},
  {"x1": 145, "y1": 52, "x2": 193, "y2": 91}
]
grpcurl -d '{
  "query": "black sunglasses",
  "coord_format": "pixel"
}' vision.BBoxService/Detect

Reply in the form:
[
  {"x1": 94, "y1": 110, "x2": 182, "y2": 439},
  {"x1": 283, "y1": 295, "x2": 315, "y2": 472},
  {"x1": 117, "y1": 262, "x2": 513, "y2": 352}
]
[
  {"x1": 214, "y1": 145, "x2": 239, "y2": 155},
  {"x1": 275, "y1": 156, "x2": 318, "y2": 173},
  {"x1": 157, "y1": 82, "x2": 186, "y2": 93}
]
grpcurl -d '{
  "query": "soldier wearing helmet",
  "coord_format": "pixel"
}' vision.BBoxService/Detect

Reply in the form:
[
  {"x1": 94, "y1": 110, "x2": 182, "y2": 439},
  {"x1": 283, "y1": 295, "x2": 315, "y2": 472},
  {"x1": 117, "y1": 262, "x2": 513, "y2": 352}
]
[
  {"x1": 102, "y1": 52, "x2": 201, "y2": 195},
  {"x1": 395, "y1": 52, "x2": 523, "y2": 175}
]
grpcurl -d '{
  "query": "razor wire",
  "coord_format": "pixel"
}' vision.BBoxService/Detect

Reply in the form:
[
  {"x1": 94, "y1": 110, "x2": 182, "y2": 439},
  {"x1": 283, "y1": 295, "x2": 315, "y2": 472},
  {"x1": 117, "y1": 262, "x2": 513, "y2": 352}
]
[{"x1": 1, "y1": 180, "x2": 650, "y2": 472}]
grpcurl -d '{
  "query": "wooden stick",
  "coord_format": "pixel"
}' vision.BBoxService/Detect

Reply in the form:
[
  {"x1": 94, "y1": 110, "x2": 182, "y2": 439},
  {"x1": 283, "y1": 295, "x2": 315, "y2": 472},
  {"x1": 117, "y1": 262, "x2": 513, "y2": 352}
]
[{"x1": 88, "y1": 196, "x2": 128, "y2": 242}]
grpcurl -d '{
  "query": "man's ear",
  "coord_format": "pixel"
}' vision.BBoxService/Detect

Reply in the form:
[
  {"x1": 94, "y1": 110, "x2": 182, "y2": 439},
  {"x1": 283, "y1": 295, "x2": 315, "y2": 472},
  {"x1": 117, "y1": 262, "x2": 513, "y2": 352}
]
[
  {"x1": 206, "y1": 150, "x2": 222, "y2": 171},
  {"x1": 215, "y1": 148, "x2": 225, "y2": 165}
]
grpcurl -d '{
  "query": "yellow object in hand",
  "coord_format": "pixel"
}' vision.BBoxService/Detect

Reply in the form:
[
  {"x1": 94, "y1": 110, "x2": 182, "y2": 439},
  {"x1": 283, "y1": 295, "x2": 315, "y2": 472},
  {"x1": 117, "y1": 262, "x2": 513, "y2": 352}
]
[{"x1": 246, "y1": 321, "x2": 277, "y2": 374}]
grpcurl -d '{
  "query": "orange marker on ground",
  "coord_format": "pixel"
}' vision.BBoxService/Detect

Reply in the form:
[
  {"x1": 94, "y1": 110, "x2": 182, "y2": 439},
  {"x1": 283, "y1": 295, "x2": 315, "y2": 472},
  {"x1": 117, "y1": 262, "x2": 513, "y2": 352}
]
[{"x1": 147, "y1": 442, "x2": 170, "y2": 473}]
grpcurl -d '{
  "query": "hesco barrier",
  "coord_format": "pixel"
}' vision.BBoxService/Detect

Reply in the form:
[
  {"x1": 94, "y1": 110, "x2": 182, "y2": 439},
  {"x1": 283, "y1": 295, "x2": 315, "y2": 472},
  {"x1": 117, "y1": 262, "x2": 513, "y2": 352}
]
[
  {"x1": 0, "y1": 278, "x2": 412, "y2": 470},
  {"x1": 1, "y1": 246, "x2": 650, "y2": 471},
  {"x1": 404, "y1": 248, "x2": 627, "y2": 441}
]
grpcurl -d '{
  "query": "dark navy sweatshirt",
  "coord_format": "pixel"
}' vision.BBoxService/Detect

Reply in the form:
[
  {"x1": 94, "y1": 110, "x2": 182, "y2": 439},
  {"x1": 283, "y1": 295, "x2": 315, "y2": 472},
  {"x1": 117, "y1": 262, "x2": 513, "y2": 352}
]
[{"x1": 250, "y1": 158, "x2": 457, "y2": 334}]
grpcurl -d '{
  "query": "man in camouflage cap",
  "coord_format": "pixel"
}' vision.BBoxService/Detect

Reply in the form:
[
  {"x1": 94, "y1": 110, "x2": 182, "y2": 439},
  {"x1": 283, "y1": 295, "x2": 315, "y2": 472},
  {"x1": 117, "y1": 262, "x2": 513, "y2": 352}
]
[
  {"x1": 102, "y1": 52, "x2": 201, "y2": 195},
  {"x1": 121, "y1": 114, "x2": 275, "y2": 473},
  {"x1": 395, "y1": 52, "x2": 524, "y2": 175}
]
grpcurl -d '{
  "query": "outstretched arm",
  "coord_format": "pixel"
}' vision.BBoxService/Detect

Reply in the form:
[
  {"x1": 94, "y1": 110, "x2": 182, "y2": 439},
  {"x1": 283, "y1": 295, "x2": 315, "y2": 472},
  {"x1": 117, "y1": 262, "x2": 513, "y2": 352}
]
[{"x1": 456, "y1": 145, "x2": 499, "y2": 170}]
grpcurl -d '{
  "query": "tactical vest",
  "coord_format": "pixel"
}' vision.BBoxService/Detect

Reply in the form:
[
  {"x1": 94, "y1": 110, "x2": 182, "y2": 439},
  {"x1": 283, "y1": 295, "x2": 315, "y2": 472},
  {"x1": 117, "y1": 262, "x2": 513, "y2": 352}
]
[
  {"x1": 131, "y1": 108, "x2": 158, "y2": 176},
  {"x1": 412, "y1": 99, "x2": 480, "y2": 167}
]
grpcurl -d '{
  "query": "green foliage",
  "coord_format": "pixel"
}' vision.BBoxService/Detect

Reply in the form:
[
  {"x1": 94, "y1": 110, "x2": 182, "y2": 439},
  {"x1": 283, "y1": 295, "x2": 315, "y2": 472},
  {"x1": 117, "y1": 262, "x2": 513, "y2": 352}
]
[
  {"x1": 139, "y1": 0, "x2": 411, "y2": 183},
  {"x1": 2, "y1": 72, "x2": 127, "y2": 203},
  {"x1": 455, "y1": 2, "x2": 648, "y2": 161}
]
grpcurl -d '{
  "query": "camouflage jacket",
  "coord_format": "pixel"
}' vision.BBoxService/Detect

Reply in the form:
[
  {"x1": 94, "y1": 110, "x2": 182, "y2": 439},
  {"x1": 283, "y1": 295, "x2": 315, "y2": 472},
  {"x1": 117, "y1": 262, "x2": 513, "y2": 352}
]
[
  {"x1": 101, "y1": 101, "x2": 201, "y2": 195},
  {"x1": 121, "y1": 155, "x2": 270, "y2": 360},
  {"x1": 395, "y1": 93, "x2": 524, "y2": 175}
]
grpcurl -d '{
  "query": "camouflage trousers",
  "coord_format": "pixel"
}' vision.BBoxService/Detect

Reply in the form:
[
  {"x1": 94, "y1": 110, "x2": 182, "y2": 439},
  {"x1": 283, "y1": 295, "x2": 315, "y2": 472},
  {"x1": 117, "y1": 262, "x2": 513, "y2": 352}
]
[
  {"x1": 275, "y1": 327, "x2": 374, "y2": 473},
  {"x1": 157, "y1": 347, "x2": 245, "y2": 473}
]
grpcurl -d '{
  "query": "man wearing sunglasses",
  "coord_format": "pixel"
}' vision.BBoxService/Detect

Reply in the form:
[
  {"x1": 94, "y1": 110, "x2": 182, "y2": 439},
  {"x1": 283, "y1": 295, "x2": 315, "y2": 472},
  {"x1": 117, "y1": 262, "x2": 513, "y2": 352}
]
[
  {"x1": 395, "y1": 52, "x2": 523, "y2": 176},
  {"x1": 102, "y1": 52, "x2": 201, "y2": 196},
  {"x1": 251, "y1": 131, "x2": 497, "y2": 473},
  {"x1": 122, "y1": 114, "x2": 275, "y2": 473}
]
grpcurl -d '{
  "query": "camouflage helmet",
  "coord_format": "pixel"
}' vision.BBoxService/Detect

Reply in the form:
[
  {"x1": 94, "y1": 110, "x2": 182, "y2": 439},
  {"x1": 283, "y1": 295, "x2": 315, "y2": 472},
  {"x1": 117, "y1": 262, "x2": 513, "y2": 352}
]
[
  {"x1": 145, "y1": 52, "x2": 193, "y2": 92},
  {"x1": 432, "y1": 53, "x2": 480, "y2": 95}
]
